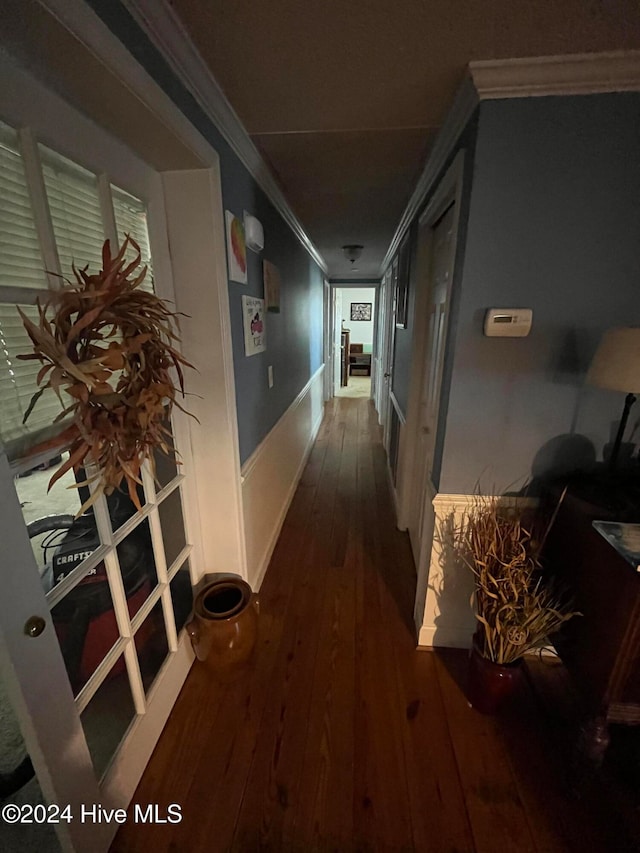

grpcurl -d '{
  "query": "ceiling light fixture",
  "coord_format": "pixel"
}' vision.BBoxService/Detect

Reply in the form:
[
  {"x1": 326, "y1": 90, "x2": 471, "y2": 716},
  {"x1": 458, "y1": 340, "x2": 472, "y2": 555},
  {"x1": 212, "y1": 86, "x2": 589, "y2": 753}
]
[{"x1": 342, "y1": 244, "x2": 363, "y2": 266}]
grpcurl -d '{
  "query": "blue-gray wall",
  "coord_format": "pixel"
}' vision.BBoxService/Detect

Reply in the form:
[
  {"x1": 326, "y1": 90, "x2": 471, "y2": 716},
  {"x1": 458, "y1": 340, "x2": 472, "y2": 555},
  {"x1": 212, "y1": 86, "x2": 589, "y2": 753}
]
[
  {"x1": 439, "y1": 93, "x2": 640, "y2": 494},
  {"x1": 87, "y1": 1, "x2": 324, "y2": 464}
]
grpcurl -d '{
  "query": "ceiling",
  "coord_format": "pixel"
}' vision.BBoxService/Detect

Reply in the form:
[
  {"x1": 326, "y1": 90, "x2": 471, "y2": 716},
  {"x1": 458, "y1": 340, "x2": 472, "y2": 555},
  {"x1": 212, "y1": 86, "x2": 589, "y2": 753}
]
[{"x1": 168, "y1": 0, "x2": 640, "y2": 278}]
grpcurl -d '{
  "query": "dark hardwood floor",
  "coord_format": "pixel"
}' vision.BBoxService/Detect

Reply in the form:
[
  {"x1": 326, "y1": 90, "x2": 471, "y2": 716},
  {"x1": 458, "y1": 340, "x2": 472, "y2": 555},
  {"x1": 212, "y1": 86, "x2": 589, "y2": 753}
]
[{"x1": 112, "y1": 397, "x2": 634, "y2": 852}]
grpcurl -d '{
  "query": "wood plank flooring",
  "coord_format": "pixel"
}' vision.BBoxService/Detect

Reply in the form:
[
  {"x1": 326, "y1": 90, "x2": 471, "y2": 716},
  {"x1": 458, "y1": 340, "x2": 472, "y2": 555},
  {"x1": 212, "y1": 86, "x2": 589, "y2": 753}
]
[{"x1": 112, "y1": 397, "x2": 632, "y2": 852}]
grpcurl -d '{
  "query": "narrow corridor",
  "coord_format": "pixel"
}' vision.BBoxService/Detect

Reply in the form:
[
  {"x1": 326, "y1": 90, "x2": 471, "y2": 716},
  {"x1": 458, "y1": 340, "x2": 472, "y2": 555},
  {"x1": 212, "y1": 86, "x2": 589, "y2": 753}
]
[{"x1": 113, "y1": 397, "x2": 624, "y2": 852}]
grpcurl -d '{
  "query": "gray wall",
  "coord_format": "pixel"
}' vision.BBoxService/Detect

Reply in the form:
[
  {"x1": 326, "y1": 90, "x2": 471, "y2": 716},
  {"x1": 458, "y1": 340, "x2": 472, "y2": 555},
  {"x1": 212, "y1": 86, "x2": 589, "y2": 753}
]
[
  {"x1": 87, "y1": 1, "x2": 324, "y2": 464},
  {"x1": 439, "y1": 93, "x2": 640, "y2": 494}
]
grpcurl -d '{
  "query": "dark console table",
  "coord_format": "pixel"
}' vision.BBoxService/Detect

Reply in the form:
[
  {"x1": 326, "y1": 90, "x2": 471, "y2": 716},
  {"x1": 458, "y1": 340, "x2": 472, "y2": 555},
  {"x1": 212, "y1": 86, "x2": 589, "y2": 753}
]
[{"x1": 542, "y1": 482, "x2": 640, "y2": 764}]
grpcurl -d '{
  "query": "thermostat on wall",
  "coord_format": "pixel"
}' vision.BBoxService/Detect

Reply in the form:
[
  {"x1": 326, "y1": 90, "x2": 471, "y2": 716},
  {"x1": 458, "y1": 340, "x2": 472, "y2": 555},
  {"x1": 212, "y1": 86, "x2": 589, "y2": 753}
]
[{"x1": 484, "y1": 308, "x2": 533, "y2": 337}]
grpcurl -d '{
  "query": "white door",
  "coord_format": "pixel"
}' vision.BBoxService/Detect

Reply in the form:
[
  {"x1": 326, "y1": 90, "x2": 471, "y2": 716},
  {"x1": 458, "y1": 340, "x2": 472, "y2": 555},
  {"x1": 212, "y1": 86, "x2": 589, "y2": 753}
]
[
  {"x1": 408, "y1": 203, "x2": 458, "y2": 626},
  {"x1": 381, "y1": 261, "x2": 398, "y2": 451},
  {"x1": 0, "y1": 78, "x2": 201, "y2": 851},
  {"x1": 323, "y1": 280, "x2": 332, "y2": 401},
  {"x1": 333, "y1": 287, "x2": 343, "y2": 394}
]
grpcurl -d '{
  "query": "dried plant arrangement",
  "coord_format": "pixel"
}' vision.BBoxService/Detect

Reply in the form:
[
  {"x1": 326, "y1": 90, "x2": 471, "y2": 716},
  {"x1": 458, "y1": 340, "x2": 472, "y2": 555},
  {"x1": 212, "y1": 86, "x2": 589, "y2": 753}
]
[
  {"x1": 454, "y1": 495, "x2": 579, "y2": 664},
  {"x1": 18, "y1": 237, "x2": 193, "y2": 514}
]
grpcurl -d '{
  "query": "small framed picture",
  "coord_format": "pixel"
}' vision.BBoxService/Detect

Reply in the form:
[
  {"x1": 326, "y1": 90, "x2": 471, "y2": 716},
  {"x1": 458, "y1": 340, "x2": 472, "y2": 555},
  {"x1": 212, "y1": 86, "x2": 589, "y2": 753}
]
[
  {"x1": 225, "y1": 210, "x2": 247, "y2": 284},
  {"x1": 350, "y1": 302, "x2": 372, "y2": 321},
  {"x1": 242, "y1": 295, "x2": 266, "y2": 356}
]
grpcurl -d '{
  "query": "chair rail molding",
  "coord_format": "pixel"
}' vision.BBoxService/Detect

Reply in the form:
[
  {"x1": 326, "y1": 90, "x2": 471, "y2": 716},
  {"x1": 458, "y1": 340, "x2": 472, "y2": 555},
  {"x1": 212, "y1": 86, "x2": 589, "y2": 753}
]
[{"x1": 121, "y1": 0, "x2": 328, "y2": 274}]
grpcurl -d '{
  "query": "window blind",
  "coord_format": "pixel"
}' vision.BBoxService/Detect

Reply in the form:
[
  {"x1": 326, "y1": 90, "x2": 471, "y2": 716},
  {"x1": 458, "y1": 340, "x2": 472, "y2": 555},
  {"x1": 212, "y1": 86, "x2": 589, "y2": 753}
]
[
  {"x1": 0, "y1": 122, "x2": 47, "y2": 291},
  {"x1": 112, "y1": 184, "x2": 154, "y2": 293},
  {"x1": 0, "y1": 304, "x2": 65, "y2": 458},
  {"x1": 40, "y1": 145, "x2": 106, "y2": 281}
]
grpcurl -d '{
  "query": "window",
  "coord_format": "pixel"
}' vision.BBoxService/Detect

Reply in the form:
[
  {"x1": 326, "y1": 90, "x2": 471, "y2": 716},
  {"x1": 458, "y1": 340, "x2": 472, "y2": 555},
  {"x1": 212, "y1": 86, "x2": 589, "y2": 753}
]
[
  {"x1": 40, "y1": 144, "x2": 105, "y2": 278},
  {"x1": 0, "y1": 121, "x2": 155, "y2": 461},
  {"x1": 112, "y1": 184, "x2": 154, "y2": 292}
]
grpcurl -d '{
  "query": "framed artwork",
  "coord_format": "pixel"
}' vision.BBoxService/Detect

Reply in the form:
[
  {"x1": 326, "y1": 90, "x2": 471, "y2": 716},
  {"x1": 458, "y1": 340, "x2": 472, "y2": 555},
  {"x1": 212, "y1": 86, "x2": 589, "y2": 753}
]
[
  {"x1": 242, "y1": 295, "x2": 266, "y2": 356},
  {"x1": 263, "y1": 260, "x2": 281, "y2": 313},
  {"x1": 350, "y1": 302, "x2": 372, "y2": 321},
  {"x1": 225, "y1": 210, "x2": 247, "y2": 284}
]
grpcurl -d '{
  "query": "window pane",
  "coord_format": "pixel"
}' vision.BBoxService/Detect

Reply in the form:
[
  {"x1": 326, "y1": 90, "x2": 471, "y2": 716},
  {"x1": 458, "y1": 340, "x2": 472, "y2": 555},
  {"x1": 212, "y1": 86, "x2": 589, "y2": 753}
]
[
  {"x1": 0, "y1": 304, "x2": 66, "y2": 457},
  {"x1": 0, "y1": 121, "x2": 47, "y2": 291},
  {"x1": 40, "y1": 145, "x2": 105, "y2": 278},
  {"x1": 151, "y1": 408, "x2": 178, "y2": 490},
  {"x1": 135, "y1": 599, "x2": 169, "y2": 695},
  {"x1": 81, "y1": 653, "x2": 136, "y2": 780},
  {"x1": 107, "y1": 486, "x2": 147, "y2": 537},
  {"x1": 158, "y1": 486, "x2": 186, "y2": 570},
  {"x1": 16, "y1": 452, "x2": 85, "y2": 593},
  {"x1": 116, "y1": 520, "x2": 157, "y2": 619},
  {"x1": 111, "y1": 184, "x2": 154, "y2": 293},
  {"x1": 169, "y1": 560, "x2": 193, "y2": 635},
  {"x1": 50, "y1": 558, "x2": 116, "y2": 697}
]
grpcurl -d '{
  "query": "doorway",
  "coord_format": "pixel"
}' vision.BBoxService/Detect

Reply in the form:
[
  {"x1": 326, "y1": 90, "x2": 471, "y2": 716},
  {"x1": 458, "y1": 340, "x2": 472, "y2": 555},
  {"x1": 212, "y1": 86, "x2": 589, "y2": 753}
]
[
  {"x1": 0, "y1": 44, "x2": 244, "y2": 853},
  {"x1": 394, "y1": 153, "x2": 465, "y2": 635},
  {"x1": 333, "y1": 286, "x2": 377, "y2": 399}
]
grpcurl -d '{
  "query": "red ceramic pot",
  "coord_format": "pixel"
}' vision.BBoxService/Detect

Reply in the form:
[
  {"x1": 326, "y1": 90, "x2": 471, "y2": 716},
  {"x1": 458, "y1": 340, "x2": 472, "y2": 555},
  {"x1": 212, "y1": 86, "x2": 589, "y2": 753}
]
[{"x1": 467, "y1": 639, "x2": 523, "y2": 714}]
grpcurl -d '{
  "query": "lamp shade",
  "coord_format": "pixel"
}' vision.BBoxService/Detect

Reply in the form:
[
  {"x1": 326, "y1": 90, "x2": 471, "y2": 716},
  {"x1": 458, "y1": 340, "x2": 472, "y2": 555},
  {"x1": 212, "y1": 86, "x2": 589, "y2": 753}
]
[{"x1": 587, "y1": 327, "x2": 640, "y2": 393}]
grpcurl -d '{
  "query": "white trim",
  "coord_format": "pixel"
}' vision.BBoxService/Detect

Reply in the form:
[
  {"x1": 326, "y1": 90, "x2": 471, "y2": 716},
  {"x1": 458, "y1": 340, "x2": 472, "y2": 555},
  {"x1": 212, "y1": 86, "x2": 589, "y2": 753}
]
[
  {"x1": 241, "y1": 366, "x2": 325, "y2": 590},
  {"x1": 470, "y1": 50, "x2": 640, "y2": 100},
  {"x1": 38, "y1": 0, "x2": 215, "y2": 169},
  {"x1": 97, "y1": 173, "x2": 118, "y2": 247},
  {"x1": 120, "y1": 0, "x2": 328, "y2": 274},
  {"x1": 386, "y1": 458, "x2": 400, "y2": 523},
  {"x1": 389, "y1": 390, "x2": 406, "y2": 426},
  {"x1": 380, "y1": 76, "x2": 478, "y2": 274},
  {"x1": 162, "y1": 167, "x2": 248, "y2": 583},
  {"x1": 397, "y1": 152, "x2": 464, "y2": 535},
  {"x1": 18, "y1": 126, "x2": 62, "y2": 285}
]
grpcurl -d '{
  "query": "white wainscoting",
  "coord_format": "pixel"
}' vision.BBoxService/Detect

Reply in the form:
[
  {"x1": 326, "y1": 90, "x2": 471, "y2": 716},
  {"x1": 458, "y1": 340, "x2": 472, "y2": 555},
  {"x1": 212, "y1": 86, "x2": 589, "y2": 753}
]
[
  {"x1": 241, "y1": 365, "x2": 325, "y2": 589},
  {"x1": 417, "y1": 493, "x2": 478, "y2": 649},
  {"x1": 417, "y1": 493, "x2": 537, "y2": 649}
]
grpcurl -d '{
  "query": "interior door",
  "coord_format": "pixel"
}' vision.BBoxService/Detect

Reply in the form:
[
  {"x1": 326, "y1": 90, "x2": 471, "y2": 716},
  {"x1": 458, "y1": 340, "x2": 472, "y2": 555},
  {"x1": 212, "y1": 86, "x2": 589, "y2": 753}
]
[
  {"x1": 0, "y1": 79, "x2": 200, "y2": 852},
  {"x1": 409, "y1": 203, "x2": 457, "y2": 621},
  {"x1": 323, "y1": 280, "x2": 332, "y2": 401},
  {"x1": 333, "y1": 287, "x2": 343, "y2": 394},
  {"x1": 381, "y1": 261, "x2": 398, "y2": 451}
]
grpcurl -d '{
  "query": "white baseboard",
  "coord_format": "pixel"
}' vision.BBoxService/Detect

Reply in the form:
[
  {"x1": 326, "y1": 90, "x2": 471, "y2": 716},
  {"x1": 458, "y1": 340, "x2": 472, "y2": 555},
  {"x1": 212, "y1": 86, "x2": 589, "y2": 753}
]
[
  {"x1": 418, "y1": 624, "x2": 472, "y2": 649},
  {"x1": 241, "y1": 366, "x2": 325, "y2": 590}
]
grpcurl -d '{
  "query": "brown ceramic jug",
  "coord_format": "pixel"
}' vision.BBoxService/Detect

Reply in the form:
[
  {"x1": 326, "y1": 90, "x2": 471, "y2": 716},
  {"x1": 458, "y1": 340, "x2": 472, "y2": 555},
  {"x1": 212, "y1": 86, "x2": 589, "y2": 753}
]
[{"x1": 186, "y1": 577, "x2": 259, "y2": 681}]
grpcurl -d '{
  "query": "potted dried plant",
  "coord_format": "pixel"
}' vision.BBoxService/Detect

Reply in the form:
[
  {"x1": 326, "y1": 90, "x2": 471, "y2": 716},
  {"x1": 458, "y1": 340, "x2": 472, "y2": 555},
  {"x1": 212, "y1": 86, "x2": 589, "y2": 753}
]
[
  {"x1": 454, "y1": 495, "x2": 579, "y2": 714},
  {"x1": 18, "y1": 237, "x2": 193, "y2": 513}
]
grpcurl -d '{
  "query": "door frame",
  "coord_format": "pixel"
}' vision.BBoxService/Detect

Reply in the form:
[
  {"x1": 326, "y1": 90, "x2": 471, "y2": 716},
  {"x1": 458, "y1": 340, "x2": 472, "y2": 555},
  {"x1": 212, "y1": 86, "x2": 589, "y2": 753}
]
[
  {"x1": 322, "y1": 279, "x2": 332, "y2": 401},
  {"x1": 392, "y1": 153, "x2": 465, "y2": 626},
  {"x1": 0, "y1": 14, "x2": 245, "y2": 851},
  {"x1": 380, "y1": 261, "x2": 398, "y2": 450}
]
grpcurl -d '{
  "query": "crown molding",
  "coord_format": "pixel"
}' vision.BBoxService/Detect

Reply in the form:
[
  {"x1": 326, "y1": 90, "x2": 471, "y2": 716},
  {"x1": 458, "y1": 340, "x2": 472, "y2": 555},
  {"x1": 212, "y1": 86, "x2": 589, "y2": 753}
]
[
  {"x1": 381, "y1": 50, "x2": 640, "y2": 274},
  {"x1": 121, "y1": 0, "x2": 328, "y2": 274},
  {"x1": 379, "y1": 74, "x2": 478, "y2": 274},
  {"x1": 470, "y1": 50, "x2": 640, "y2": 100}
]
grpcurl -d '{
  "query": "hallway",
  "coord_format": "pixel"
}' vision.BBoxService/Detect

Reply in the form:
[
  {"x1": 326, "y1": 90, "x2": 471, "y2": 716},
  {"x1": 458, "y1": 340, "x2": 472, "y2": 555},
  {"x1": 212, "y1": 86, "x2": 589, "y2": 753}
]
[{"x1": 113, "y1": 397, "x2": 622, "y2": 853}]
